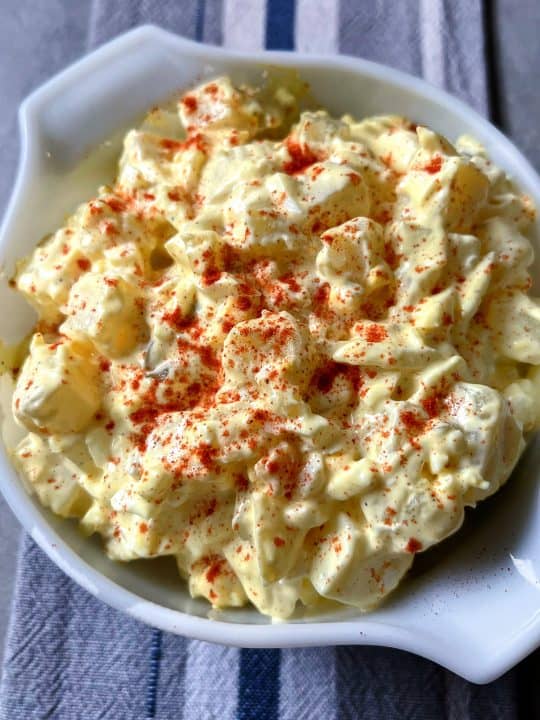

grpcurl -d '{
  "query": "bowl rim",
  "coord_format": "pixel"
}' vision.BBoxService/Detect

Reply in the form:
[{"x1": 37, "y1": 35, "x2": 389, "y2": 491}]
[{"x1": 2, "y1": 24, "x2": 540, "y2": 684}]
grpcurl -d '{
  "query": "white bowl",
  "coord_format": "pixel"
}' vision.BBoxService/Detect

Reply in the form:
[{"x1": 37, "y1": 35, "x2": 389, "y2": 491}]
[{"x1": 1, "y1": 25, "x2": 539, "y2": 684}]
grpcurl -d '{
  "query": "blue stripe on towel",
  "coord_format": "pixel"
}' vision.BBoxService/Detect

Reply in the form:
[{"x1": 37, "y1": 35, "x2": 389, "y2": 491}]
[
  {"x1": 238, "y1": 649, "x2": 281, "y2": 720},
  {"x1": 195, "y1": 0, "x2": 205, "y2": 42},
  {"x1": 236, "y1": 5, "x2": 291, "y2": 718},
  {"x1": 146, "y1": 629, "x2": 163, "y2": 719},
  {"x1": 265, "y1": 0, "x2": 296, "y2": 49}
]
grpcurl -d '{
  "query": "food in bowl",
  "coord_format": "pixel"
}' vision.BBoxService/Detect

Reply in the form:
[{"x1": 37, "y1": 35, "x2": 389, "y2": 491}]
[{"x1": 7, "y1": 75, "x2": 540, "y2": 620}]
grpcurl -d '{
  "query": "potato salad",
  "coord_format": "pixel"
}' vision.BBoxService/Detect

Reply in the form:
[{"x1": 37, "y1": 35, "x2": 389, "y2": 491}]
[{"x1": 9, "y1": 76, "x2": 540, "y2": 619}]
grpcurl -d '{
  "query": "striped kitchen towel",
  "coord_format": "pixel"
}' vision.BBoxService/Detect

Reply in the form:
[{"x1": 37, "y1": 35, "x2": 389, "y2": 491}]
[{"x1": 0, "y1": 1, "x2": 537, "y2": 719}]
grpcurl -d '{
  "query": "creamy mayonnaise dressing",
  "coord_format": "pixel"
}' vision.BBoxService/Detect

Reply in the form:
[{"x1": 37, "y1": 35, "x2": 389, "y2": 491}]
[{"x1": 9, "y1": 76, "x2": 540, "y2": 618}]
